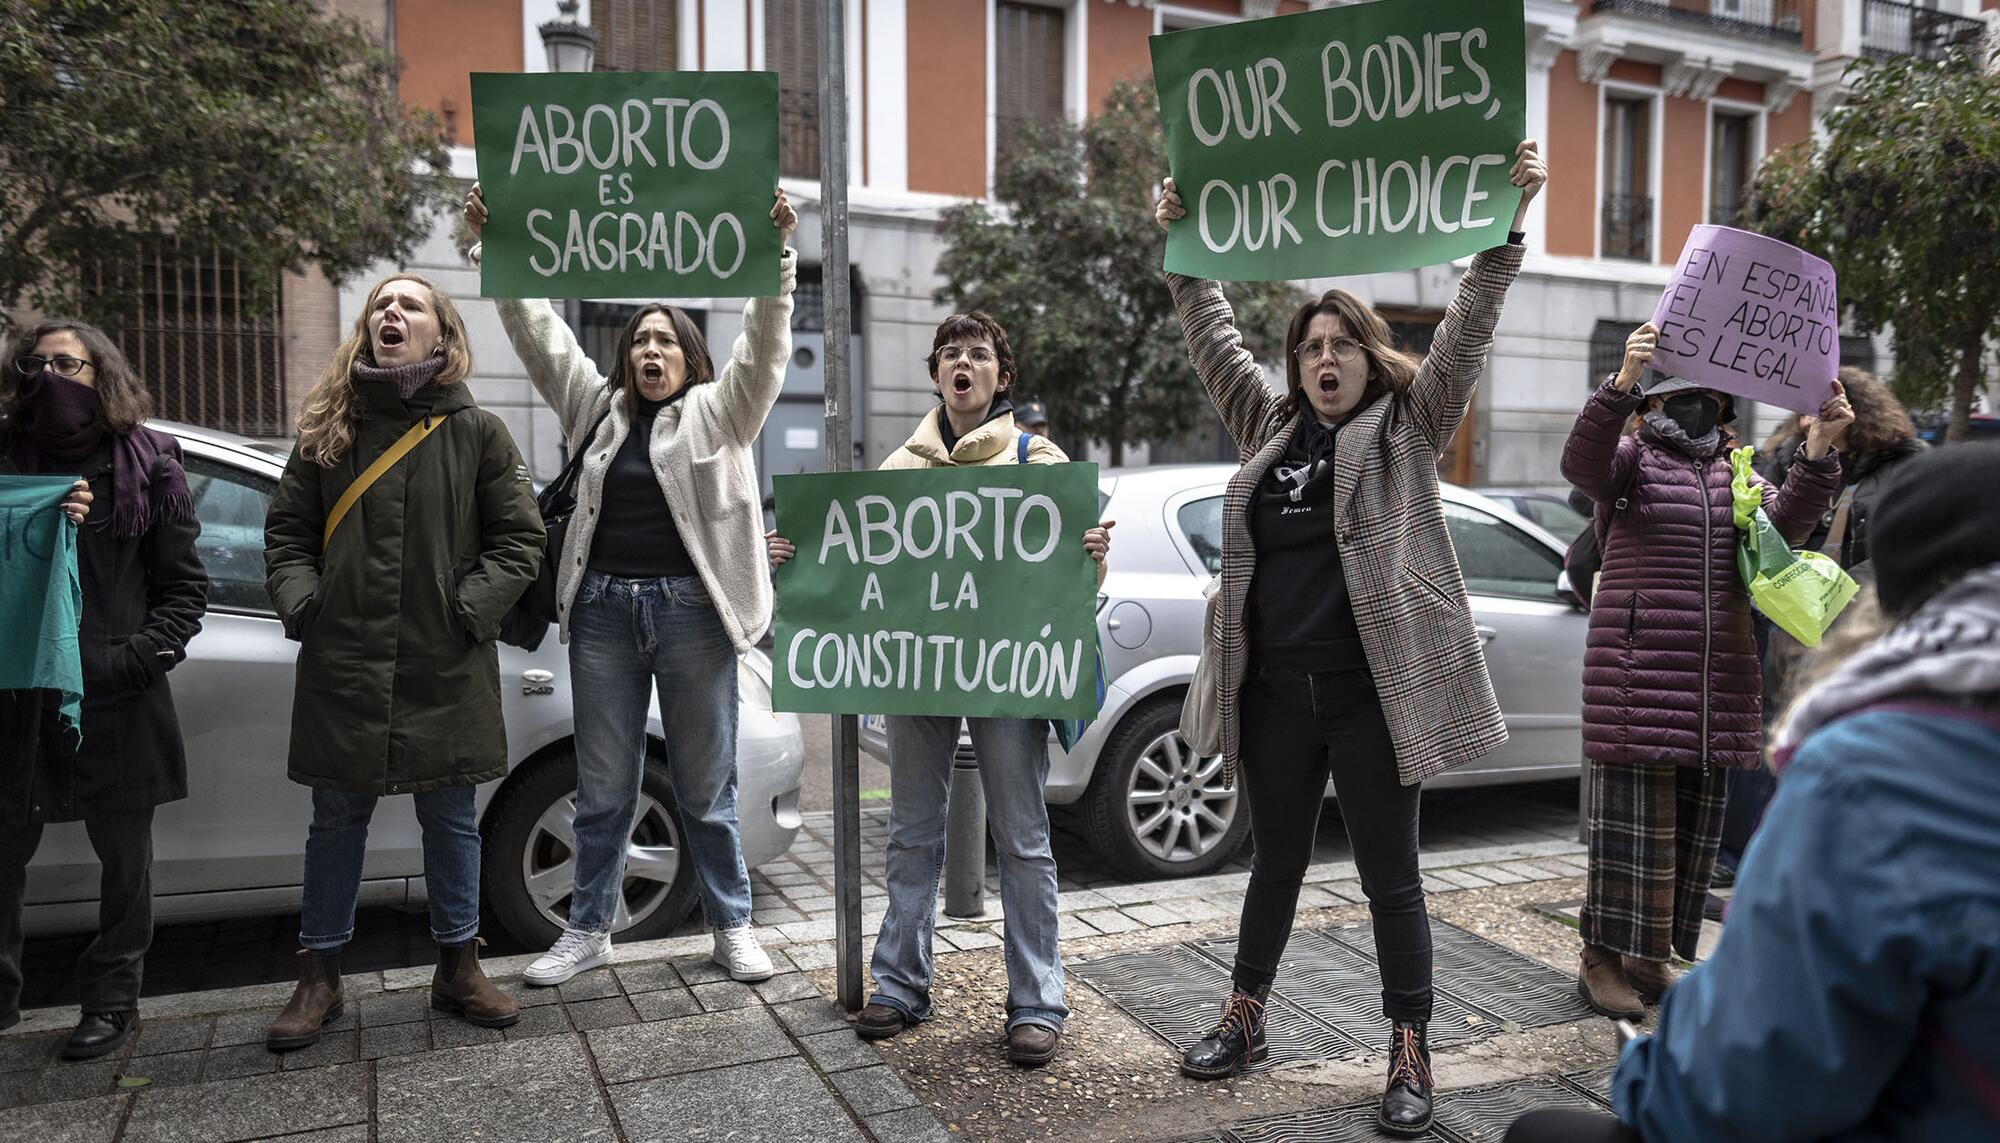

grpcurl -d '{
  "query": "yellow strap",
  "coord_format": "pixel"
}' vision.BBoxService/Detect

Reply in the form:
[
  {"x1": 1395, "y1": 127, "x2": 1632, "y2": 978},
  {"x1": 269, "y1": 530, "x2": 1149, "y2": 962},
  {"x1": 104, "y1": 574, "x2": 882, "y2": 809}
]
[{"x1": 322, "y1": 415, "x2": 447, "y2": 550}]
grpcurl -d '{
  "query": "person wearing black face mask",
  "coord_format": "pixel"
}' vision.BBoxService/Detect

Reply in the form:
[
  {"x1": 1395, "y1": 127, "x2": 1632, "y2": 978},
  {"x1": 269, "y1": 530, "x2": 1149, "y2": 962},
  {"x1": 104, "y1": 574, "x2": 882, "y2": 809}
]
[
  {"x1": 0, "y1": 321, "x2": 208, "y2": 1059},
  {"x1": 1559, "y1": 320, "x2": 1852, "y2": 1021}
]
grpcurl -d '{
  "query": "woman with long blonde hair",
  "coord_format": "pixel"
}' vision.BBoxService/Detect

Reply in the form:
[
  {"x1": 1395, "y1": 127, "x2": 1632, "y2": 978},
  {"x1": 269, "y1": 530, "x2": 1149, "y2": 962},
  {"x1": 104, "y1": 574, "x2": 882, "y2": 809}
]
[{"x1": 262, "y1": 273, "x2": 544, "y2": 1051}]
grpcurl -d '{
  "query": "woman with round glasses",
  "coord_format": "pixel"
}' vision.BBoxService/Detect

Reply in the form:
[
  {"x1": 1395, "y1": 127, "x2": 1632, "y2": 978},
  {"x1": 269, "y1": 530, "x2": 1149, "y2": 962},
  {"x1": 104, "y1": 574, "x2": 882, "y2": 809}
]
[
  {"x1": 1154, "y1": 142, "x2": 1546, "y2": 1136},
  {"x1": 0, "y1": 322, "x2": 206, "y2": 1059}
]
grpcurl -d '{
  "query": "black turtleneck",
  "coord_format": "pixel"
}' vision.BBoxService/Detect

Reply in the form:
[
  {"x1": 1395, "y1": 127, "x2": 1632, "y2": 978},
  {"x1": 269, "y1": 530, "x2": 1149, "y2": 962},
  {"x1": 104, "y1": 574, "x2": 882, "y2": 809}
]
[
  {"x1": 1246, "y1": 414, "x2": 1364, "y2": 671},
  {"x1": 588, "y1": 391, "x2": 696, "y2": 579}
]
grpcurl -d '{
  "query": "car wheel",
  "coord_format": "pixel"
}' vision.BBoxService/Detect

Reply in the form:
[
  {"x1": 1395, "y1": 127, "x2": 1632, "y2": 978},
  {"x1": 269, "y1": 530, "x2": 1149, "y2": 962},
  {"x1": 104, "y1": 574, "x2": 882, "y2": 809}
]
[
  {"x1": 1084, "y1": 697, "x2": 1249, "y2": 880},
  {"x1": 482, "y1": 745, "x2": 701, "y2": 949}
]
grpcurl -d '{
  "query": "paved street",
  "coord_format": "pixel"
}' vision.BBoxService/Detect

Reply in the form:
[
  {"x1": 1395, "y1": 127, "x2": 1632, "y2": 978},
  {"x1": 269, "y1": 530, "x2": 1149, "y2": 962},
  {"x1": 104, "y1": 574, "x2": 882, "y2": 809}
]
[{"x1": 19, "y1": 776, "x2": 1579, "y2": 1009}]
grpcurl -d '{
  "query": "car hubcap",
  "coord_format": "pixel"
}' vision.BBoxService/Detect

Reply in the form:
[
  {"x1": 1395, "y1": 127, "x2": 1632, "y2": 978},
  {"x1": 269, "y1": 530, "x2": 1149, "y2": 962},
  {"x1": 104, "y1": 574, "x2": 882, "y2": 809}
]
[
  {"x1": 1126, "y1": 731, "x2": 1237, "y2": 863},
  {"x1": 522, "y1": 791, "x2": 683, "y2": 934}
]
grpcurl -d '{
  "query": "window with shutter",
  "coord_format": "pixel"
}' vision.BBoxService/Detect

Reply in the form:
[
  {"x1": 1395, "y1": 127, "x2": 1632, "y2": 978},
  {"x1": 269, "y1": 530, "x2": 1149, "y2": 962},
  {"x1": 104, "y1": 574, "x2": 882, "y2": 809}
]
[
  {"x1": 596, "y1": 0, "x2": 677, "y2": 74},
  {"x1": 994, "y1": 3, "x2": 1067, "y2": 177},
  {"x1": 766, "y1": 0, "x2": 821, "y2": 179}
]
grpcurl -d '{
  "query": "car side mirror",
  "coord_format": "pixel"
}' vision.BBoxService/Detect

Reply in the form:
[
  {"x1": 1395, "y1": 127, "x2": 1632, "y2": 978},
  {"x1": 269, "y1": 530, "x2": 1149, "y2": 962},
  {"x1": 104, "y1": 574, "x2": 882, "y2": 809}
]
[{"x1": 1555, "y1": 570, "x2": 1585, "y2": 612}]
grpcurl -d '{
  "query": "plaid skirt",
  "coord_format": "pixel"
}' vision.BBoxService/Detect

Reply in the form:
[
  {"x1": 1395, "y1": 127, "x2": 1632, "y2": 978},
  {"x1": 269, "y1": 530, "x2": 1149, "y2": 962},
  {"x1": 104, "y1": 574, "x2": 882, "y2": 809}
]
[{"x1": 1580, "y1": 760, "x2": 1727, "y2": 962}]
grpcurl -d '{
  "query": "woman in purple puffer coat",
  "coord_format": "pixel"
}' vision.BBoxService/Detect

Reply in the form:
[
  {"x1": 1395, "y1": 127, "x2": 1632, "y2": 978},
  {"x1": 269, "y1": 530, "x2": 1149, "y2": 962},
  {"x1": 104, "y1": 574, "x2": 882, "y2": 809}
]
[{"x1": 1560, "y1": 320, "x2": 1851, "y2": 1019}]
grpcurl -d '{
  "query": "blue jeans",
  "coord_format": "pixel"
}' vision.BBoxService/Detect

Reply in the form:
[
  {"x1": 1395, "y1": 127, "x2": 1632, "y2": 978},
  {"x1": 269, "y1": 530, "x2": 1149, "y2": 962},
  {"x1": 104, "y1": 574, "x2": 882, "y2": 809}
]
[
  {"x1": 567, "y1": 572, "x2": 749, "y2": 932},
  {"x1": 300, "y1": 786, "x2": 480, "y2": 950},
  {"x1": 871, "y1": 715, "x2": 1066, "y2": 1032}
]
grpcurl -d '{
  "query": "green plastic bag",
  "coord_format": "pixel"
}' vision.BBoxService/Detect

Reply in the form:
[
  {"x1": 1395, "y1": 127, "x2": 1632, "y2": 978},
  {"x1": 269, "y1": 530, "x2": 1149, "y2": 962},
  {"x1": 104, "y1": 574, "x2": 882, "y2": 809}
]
[{"x1": 1729, "y1": 448, "x2": 1859, "y2": 647}]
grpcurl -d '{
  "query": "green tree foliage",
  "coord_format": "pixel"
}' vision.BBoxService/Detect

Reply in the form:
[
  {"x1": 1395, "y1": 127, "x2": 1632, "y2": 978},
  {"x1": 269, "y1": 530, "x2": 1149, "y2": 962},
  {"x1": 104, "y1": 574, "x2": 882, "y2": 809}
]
[
  {"x1": 0, "y1": 0, "x2": 455, "y2": 331},
  {"x1": 935, "y1": 80, "x2": 1309, "y2": 464},
  {"x1": 1752, "y1": 47, "x2": 2000, "y2": 440}
]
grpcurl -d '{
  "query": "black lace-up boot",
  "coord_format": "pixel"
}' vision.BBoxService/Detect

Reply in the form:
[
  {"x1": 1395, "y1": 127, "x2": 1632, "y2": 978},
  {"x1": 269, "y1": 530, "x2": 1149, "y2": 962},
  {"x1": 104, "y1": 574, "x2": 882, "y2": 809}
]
[
  {"x1": 1179, "y1": 985, "x2": 1268, "y2": 1080},
  {"x1": 1378, "y1": 1020, "x2": 1434, "y2": 1136}
]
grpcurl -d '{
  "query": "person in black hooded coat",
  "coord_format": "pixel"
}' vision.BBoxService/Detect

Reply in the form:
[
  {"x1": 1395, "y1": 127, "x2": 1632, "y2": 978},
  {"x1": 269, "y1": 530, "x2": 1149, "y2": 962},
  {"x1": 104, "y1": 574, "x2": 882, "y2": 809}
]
[{"x1": 0, "y1": 320, "x2": 207, "y2": 1059}]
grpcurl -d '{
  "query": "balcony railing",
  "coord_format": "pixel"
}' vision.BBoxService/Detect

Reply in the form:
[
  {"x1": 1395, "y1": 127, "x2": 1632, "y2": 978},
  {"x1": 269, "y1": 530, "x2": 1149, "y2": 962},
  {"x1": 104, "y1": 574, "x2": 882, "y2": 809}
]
[
  {"x1": 1602, "y1": 194, "x2": 1654, "y2": 262},
  {"x1": 1861, "y1": 0, "x2": 1988, "y2": 60},
  {"x1": 1590, "y1": 0, "x2": 1804, "y2": 44}
]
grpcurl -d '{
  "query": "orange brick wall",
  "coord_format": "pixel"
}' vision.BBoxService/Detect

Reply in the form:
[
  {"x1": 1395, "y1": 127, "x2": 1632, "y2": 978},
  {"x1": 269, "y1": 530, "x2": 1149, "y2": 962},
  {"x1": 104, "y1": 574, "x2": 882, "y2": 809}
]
[
  {"x1": 1088, "y1": 0, "x2": 1154, "y2": 111},
  {"x1": 906, "y1": 0, "x2": 988, "y2": 196},
  {"x1": 395, "y1": 0, "x2": 524, "y2": 146},
  {"x1": 1546, "y1": 50, "x2": 1598, "y2": 257},
  {"x1": 281, "y1": 267, "x2": 345, "y2": 435},
  {"x1": 1765, "y1": 91, "x2": 1811, "y2": 154},
  {"x1": 1660, "y1": 95, "x2": 1705, "y2": 263}
]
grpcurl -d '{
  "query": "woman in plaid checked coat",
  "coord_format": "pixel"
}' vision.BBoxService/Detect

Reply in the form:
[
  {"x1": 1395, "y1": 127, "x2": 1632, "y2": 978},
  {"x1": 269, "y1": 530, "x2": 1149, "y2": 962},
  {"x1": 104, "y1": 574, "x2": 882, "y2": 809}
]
[{"x1": 1155, "y1": 141, "x2": 1546, "y2": 1138}]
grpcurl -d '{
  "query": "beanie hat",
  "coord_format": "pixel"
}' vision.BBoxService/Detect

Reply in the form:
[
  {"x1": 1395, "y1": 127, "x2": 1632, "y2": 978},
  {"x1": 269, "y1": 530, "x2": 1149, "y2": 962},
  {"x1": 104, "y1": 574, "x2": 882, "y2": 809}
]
[{"x1": 1869, "y1": 441, "x2": 2000, "y2": 616}]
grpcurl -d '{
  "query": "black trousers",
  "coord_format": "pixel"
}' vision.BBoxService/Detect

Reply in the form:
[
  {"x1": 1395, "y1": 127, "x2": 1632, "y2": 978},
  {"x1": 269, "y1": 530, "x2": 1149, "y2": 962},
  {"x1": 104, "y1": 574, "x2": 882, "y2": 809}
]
[
  {"x1": 1503, "y1": 1108, "x2": 1640, "y2": 1143},
  {"x1": 1234, "y1": 667, "x2": 1431, "y2": 1022},
  {"x1": 0, "y1": 701, "x2": 157, "y2": 1018}
]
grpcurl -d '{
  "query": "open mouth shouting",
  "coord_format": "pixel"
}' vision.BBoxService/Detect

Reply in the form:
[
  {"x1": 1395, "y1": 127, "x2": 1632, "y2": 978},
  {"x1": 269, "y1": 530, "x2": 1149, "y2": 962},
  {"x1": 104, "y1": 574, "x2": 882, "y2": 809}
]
[
  {"x1": 641, "y1": 360, "x2": 665, "y2": 385},
  {"x1": 377, "y1": 325, "x2": 406, "y2": 350},
  {"x1": 950, "y1": 369, "x2": 974, "y2": 398},
  {"x1": 1316, "y1": 371, "x2": 1339, "y2": 398}
]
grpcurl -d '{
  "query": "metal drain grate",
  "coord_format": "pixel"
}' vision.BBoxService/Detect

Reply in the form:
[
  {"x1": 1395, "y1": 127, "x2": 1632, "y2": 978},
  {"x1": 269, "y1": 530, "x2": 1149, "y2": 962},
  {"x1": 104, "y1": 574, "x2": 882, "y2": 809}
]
[
  {"x1": 1225, "y1": 1101, "x2": 1452, "y2": 1142},
  {"x1": 1433, "y1": 1077, "x2": 1610, "y2": 1142},
  {"x1": 1193, "y1": 931, "x2": 1499, "y2": 1053},
  {"x1": 1071, "y1": 944, "x2": 1365, "y2": 1068},
  {"x1": 1320, "y1": 921, "x2": 1593, "y2": 1029},
  {"x1": 1560, "y1": 1063, "x2": 1616, "y2": 1106}
]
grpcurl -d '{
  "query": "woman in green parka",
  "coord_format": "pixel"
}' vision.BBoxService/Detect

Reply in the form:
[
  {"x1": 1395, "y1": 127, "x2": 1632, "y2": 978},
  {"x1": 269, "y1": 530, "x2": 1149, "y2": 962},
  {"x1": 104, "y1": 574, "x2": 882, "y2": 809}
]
[{"x1": 261, "y1": 273, "x2": 544, "y2": 1050}]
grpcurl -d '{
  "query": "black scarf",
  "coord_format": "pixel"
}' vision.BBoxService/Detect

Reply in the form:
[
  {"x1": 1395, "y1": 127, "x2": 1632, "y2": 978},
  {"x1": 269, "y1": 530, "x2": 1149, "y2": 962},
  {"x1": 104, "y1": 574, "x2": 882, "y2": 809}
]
[{"x1": 15, "y1": 370, "x2": 192, "y2": 539}]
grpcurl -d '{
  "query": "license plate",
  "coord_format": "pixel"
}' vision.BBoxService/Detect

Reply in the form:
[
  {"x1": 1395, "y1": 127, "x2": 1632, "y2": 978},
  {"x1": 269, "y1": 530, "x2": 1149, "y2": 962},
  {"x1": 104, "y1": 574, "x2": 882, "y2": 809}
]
[{"x1": 861, "y1": 714, "x2": 887, "y2": 735}]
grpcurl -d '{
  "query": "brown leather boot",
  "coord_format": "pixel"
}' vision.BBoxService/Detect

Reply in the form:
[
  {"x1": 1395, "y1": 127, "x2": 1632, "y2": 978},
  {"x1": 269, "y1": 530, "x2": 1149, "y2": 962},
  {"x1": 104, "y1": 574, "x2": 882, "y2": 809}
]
[
  {"x1": 1623, "y1": 956, "x2": 1680, "y2": 1005},
  {"x1": 267, "y1": 948, "x2": 345, "y2": 1051},
  {"x1": 431, "y1": 939, "x2": 520, "y2": 1028},
  {"x1": 1578, "y1": 944, "x2": 1644, "y2": 1019}
]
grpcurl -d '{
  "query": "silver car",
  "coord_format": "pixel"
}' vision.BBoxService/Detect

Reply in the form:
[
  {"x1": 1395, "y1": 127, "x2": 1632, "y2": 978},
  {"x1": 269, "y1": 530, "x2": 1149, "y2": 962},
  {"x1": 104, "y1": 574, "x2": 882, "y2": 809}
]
[
  {"x1": 863, "y1": 464, "x2": 1586, "y2": 879},
  {"x1": 24, "y1": 422, "x2": 805, "y2": 945}
]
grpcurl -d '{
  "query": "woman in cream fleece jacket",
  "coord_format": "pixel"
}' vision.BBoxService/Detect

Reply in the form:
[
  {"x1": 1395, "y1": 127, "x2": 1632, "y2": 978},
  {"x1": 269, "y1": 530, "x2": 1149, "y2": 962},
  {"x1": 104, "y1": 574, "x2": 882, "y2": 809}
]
[{"x1": 465, "y1": 184, "x2": 794, "y2": 988}]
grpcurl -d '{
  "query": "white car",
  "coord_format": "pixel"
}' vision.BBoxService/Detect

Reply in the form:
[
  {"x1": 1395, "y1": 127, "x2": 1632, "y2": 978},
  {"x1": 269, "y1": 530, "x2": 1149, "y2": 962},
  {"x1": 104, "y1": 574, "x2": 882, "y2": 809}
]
[
  {"x1": 24, "y1": 422, "x2": 805, "y2": 945},
  {"x1": 863, "y1": 464, "x2": 1587, "y2": 879}
]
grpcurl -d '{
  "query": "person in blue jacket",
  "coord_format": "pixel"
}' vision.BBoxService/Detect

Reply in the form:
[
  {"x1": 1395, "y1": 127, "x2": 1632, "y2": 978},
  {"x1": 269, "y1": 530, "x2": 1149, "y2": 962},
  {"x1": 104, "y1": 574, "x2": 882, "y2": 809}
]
[{"x1": 1506, "y1": 440, "x2": 2000, "y2": 1143}]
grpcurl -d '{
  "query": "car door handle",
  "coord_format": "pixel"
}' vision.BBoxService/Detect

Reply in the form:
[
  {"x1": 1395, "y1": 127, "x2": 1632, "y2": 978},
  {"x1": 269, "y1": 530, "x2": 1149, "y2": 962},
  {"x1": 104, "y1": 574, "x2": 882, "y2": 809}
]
[{"x1": 1476, "y1": 626, "x2": 1497, "y2": 643}]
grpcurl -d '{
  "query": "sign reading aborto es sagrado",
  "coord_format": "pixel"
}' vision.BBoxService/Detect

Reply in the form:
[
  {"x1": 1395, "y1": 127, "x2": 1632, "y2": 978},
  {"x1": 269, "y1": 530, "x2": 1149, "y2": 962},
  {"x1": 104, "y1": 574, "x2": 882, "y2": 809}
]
[
  {"x1": 471, "y1": 70, "x2": 779, "y2": 299},
  {"x1": 1151, "y1": 0, "x2": 1528, "y2": 280}
]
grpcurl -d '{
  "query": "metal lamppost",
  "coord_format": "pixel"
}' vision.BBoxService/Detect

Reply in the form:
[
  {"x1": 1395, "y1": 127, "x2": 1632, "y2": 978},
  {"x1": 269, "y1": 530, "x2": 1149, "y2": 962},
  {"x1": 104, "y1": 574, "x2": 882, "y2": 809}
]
[{"x1": 539, "y1": 0, "x2": 599, "y2": 74}]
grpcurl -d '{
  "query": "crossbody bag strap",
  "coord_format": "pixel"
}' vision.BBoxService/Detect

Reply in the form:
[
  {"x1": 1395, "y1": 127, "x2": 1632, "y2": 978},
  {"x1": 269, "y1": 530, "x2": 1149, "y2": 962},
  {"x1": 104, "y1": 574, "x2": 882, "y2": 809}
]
[
  {"x1": 1820, "y1": 484, "x2": 1857, "y2": 561},
  {"x1": 322, "y1": 412, "x2": 453, "y2": 550},
  {"x1": 1016, "y1": 431, "x2": 1031, "y2": 464}
]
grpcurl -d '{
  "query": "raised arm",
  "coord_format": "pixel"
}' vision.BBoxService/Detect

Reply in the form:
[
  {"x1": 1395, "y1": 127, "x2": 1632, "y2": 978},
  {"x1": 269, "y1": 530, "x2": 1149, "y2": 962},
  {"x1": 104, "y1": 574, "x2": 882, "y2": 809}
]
[
  {"x1": 1562, "y1": 381, "x2": 1643, "y2": 505},
  {"x1": 714, "y1": 189, "x2": 801, "y2": 444},
  {"x1": 1760, "y1": 380, "x2": 1852, "y2": 545},
  {"x1": 465, "y1": 183, "x2": 607, "y2": 438},
  {"x1": 1155, "y1": 177, "x2": 1283, "y2": 451},
  {"x1": 1402, "y1": 242, "x2": 1524, "y2": 448}
]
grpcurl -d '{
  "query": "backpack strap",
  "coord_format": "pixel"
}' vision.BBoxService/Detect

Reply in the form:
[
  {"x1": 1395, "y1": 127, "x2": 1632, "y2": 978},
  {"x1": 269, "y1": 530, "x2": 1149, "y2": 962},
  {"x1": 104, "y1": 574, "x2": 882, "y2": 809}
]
[
  {"x1": 322, "y1": 412, "x2": 454, "y2": 550},
  {"x1": 1016, "y1": 432, "x2": 1032, "y2": 464}
]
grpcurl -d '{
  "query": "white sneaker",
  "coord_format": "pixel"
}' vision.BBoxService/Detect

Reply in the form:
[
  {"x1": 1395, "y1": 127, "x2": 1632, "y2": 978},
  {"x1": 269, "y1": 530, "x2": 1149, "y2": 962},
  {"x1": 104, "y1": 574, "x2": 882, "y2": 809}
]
[
  {"x1": 524, "y1": 928, "x2": 612, "y2": 987},
  {"x1": 712, "y1": 925, "x2": 775, "y2": 982}
]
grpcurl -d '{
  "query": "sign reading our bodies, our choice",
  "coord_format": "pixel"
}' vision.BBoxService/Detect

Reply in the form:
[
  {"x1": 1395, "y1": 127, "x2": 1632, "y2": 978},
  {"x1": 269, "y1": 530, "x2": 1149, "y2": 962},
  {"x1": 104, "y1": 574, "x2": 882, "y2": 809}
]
[
  {"x1": 1650, "y1": 226, "x2": 1839, "y2": 415},
  {"x1": 470, "y1": 71, "x2": 779, "y2": 299},
  {"x1": 1151, "y1": 0, "x2": 1526, "y2": 280},
  {"x1": 771, "y1": 466, "x2": 1101, "y2": 721}
]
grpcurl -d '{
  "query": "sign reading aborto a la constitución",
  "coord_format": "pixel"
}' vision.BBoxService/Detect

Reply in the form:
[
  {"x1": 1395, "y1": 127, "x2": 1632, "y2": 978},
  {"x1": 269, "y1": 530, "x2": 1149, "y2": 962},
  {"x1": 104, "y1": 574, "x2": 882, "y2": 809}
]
[
  {"x1": 470, "y1": 70, "x2": 779, "y2": 299},
  {"x1": 1151, "y1": 0, "x2": 1527, "y2": 280}
]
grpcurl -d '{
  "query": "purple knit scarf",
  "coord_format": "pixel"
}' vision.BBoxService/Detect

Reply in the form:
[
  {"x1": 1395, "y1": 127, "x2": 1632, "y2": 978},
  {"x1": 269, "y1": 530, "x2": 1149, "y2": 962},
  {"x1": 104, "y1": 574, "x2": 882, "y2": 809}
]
[
  {"x1": 353, "y1": 355, "x2": 447, "y2": 401},
  {"x1": 15, "y1": 371, "x2": 192, "y2": 539}
]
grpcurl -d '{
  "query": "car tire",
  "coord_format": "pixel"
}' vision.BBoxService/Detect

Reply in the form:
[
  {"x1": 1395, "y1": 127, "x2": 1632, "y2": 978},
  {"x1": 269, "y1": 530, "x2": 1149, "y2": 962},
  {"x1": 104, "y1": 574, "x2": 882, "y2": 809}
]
[
  {"x1": 483, "y1": 744, "x2": 701, "y2": 949},
  {"x1": 1083, "y1": 697, "x2": 1250, "y2": 880}
]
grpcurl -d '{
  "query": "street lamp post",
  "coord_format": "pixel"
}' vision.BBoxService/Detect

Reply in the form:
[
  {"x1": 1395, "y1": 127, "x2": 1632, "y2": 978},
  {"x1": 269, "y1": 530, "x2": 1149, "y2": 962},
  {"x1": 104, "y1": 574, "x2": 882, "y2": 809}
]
[{"x1": 539, "y1": 0, "x2": 599, "y2": 74}]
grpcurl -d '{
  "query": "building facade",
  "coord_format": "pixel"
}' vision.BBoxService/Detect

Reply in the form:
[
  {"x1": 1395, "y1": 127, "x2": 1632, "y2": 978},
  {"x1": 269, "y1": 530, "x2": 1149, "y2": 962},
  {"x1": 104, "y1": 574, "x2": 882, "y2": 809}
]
[{"x1": 105, "y1": 0, "x2": 1999, "y2": 491}]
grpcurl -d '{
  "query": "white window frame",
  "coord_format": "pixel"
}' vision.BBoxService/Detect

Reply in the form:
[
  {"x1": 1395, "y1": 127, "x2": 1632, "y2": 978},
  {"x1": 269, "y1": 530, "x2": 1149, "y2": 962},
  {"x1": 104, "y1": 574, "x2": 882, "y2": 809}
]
[
  {"x1": 1595, "y1": 80, "x2": 1664, "y2": 264},
  {"x1": 1154, "y1": 3, "x2": 1237, "y2": 34},
  {"x1": 1703, "y1": 97, "x2": 1766, "y2": 227},
  {"x1": 986, "y1": 0, "x2": 1086, "y2": 195}
]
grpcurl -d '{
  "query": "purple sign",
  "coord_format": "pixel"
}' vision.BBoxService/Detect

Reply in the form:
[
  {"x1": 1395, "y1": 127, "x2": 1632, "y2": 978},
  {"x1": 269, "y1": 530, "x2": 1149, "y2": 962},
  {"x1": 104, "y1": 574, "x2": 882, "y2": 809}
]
[{"x1": 1649, "y1": 225, "x2": 1839, "y2": 416}]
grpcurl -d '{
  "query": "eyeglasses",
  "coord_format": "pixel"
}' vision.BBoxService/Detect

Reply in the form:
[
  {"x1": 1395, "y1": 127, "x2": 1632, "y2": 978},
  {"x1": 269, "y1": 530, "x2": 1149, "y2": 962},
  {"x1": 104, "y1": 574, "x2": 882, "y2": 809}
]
[
  {"x1": 15, "y1": 354, "x2": 95, "y2": 378},
  {"x1": 1292, "y1": 337, "x2": 1363, "y2": 366},
  {"x1": 937, "y1": 345, "x2": 996, "y2": 366}
]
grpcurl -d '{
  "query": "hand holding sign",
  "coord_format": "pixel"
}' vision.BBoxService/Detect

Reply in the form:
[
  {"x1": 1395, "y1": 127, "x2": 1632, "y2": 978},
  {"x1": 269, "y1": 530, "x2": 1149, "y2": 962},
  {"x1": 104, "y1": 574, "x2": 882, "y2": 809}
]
[
  {"x1": 1614, "y1": 322, "x2": 1659, "y2": 392},
  {"x1": 61, "y1": 480, "x2": 91, "y2": 525},
  {"x1": 1801, "y1": 380, "x2": 1855, "y2": 460}
]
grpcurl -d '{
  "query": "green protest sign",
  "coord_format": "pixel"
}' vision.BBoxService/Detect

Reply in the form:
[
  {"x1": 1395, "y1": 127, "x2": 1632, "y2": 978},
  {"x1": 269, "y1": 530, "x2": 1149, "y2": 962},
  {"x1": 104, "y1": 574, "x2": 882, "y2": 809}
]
[
  {"x1": 471, "y1": 71, "x2": 779, "y2": 299},
  {"x1": 771, "y1": 464, "x2": 1101, "y2": 720},
  {"x1": 1151, "y1": 0, "x2": 1526, "y2": 281}
]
